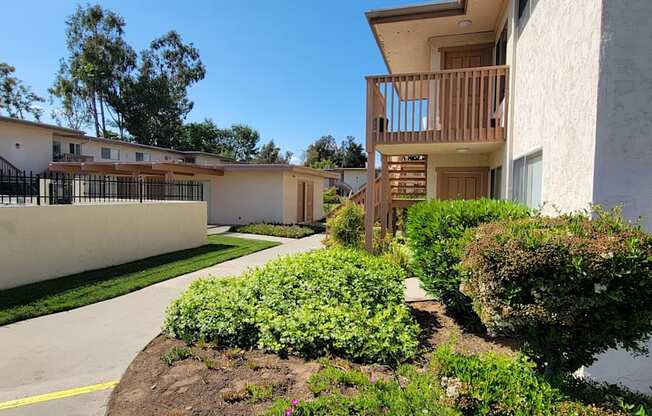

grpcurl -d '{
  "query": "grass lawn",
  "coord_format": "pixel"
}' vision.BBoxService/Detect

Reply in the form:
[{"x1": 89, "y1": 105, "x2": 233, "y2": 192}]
[{"x1": 0, "y1": 235, "x2": 279, "y2": 326}]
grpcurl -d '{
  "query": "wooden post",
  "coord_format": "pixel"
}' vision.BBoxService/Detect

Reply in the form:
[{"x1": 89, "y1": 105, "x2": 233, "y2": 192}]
[
  {"x1": 380, "y1": 154, "x2": 389, "y2": 239},
  {"x1": 365, "y1": 78, "x2": 376, "y2": 252}
]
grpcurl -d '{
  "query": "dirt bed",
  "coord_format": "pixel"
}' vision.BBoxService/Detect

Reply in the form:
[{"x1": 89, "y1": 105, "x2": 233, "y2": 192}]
[{"x1": 107, "y1": 301, "x2": 513, "y2": 416}]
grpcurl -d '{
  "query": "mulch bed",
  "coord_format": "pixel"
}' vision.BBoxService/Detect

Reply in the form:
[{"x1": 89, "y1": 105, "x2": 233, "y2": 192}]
[{"x1": 106, "y1": 301, "x2": 514, "y2": 416}]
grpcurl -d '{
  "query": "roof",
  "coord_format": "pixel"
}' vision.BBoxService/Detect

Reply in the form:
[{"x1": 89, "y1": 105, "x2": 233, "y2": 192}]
[
  {"x1": 48, "y1": 161, "x2": 225, "y2": 177},
  {"x1": 366, "y1": 0, "x2": 503, "y2": 74},
  {"x1": 0, "y1": 115, "x2": 85, "y2": 135},
  {"x1": 0, "y1": 115, "x2": 235, "y2": 163},
  {"x1": 221, "y1": 164, "x2": 339, "y2": 179},
  {"x1": 324, "y1": 167, "x2": 370, "y2": 172}
]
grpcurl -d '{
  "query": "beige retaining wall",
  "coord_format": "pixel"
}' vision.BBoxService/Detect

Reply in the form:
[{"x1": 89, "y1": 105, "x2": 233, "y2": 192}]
[{"x1": 0, "y1": 202, "x2": 207, "y2": 290}]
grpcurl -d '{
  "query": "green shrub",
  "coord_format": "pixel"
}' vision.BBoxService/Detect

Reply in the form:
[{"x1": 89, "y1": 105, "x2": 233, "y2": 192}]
[
  {"x1": 161, "y1": 346, "x2": 193, "y2": 365},
  {"x1": 406, "y1": 199, "x2": 531, "y2": 324},
  {"x1": 164, "y1": 248, "x2": 420, "y2": 364},
  {"x1": 326, "y1": 201, "x2": 364, "y2": 248},
  {"x1": 323, "y1": 186, "x2": 341, "y2": 204},
  {"x1": 231, "y1": 223, "x2": 316, "y2": 238},
  {"x1": 380, "y1": 238, "x2": 413, "y2": 274},
  {"x1": 265, "y1": 345, "x2": 632, "y2": 416},
  {"x1": 460, "y1": 209, "x2": 652, "y2": 375}
]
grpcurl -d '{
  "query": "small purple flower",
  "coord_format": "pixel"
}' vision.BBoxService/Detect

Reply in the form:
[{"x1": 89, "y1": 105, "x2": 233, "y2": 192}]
[
  {"x1": 370, "y1": 374, "x2": 377, "y2": 384},
  {"x1": 285, "y1": 408, "x2": 294, "y2": 416},
  {"x1": 291, "y1": 399, "x2": 299, "y2": 406}
]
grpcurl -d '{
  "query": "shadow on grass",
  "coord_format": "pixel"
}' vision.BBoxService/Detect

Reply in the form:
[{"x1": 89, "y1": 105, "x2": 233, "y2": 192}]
[{"x1": 0, "y1": 243, "x2": 233, "y2": 308}]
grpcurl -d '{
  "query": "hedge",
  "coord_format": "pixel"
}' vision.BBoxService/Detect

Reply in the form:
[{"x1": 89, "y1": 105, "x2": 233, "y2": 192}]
[
  {"x1": 405, "y1": 199, "x2": 531, "y2": 325},
  {"x1": 164, "y1": 248, "x2": 420, "y2": 364},
  {"x1": 460, "y1": 209, "x2": 652, "y2": 375}
]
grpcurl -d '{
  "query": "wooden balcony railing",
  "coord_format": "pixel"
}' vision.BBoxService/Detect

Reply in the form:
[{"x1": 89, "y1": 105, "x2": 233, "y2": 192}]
[{"x1": 366, "y1": 65, "x2": 509, "y2": 145}]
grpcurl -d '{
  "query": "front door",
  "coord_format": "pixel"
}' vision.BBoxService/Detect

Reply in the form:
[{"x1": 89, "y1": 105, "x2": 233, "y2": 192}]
[
  {"x1": 442, "y1": 44, "x2": 493, "y2": 70},
  {"x1": 436, "y1": 167, "x2": 489, "y2": 200},
  {"x1": 297, "y1": 181, "x2": 306, "y2": 223}
]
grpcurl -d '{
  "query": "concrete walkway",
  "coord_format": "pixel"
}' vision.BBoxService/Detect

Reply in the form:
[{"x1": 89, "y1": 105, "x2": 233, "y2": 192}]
[{"x1": 0, "y1": 233, "x2": 325, "y2": 416}]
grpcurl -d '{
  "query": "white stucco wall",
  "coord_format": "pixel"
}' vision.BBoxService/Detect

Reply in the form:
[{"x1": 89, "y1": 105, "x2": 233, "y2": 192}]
[
  {"x1": 342, "y1": 170, "x2": 368, "y2": 193},
  {"x1": 582, "y1": 0, "x2": 652, "y2": 394},
  {"x1": 0, "y1": 122, "x2": 53, "y2": 173},
  {"x1": 0, "y1": 202, "x2": 207, "y2": 290},
  {"x1": 209, "y1": 170, "x2": 285, "y2": 225},
  {"x1": 510, "y1": 0, "x2": 603, "y2": 214}
]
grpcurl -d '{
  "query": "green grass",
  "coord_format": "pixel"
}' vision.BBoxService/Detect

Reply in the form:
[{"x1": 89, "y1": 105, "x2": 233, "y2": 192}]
[{"x1": 0, "y1": 235, "x2": 279, "y2": 326}]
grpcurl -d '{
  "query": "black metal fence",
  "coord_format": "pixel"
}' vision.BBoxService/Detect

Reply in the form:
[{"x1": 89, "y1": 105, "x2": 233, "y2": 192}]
[{"x1": 0, "y1": 171, "x2": 204, "y2": 206}]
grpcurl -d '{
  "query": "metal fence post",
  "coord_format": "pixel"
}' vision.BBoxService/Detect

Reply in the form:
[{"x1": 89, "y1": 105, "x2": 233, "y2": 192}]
[
  {"x1": 36, "y1": 173, "x2": 41, "y2": 206},
  {"x1": 139, "y1": 177, "x2": 143, "y2": 203}
]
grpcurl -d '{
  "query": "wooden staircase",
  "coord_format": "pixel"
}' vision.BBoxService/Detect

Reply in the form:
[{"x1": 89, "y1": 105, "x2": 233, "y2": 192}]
[{"x1": 327, "y1": 156, "x2": 427, "y2": 221}]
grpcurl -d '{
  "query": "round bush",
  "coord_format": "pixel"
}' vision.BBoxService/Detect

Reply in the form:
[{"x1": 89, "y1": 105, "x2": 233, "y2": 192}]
[
  {"x1": 405, "y1": 199, "x2": 531, "y2": 326},
  {"x1": 460, "y1": 210, "x2": 652, "y2": 374},
  {"x1": 163, "y1": 248, "x2": 420, "y2": 364},
  {"x1": 327, "y1": 201, "x2": 364, "y2": 248}
]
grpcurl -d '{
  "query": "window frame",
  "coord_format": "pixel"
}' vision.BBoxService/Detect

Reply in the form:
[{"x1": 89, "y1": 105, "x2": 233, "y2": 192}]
[
  {"x1": 512, "y1": 149, "x2": 542, "y2": 209},
  {"x1": 101, "y1": 147, "x2": 120, "y2": 160},
  {"x1": 52, "y1": 140, "x2": 61, "y2": 158},
  {"x1": 490, "y1": 165, "x2": 503, "y2": 199},
  {"x1": 69, "y1": 143, "x2": 81, "y2": 155},
  {"x1": 135, "y1": 152, "x2": 151, "y2": 162}
]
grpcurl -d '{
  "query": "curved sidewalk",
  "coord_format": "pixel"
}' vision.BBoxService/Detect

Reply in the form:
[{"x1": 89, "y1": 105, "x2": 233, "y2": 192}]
[{"x1": 0, "y1": 233, "x2": 325, "y2": 416}]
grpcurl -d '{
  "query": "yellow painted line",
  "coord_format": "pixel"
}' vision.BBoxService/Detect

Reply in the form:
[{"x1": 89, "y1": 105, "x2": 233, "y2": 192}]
[{"x1": 0, "y1": 380, "x2": 119, "y2": 411}]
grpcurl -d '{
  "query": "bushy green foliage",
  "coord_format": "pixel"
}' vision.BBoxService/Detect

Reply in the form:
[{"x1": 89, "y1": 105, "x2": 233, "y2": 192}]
[
  {"x1": 164, "y1": 248, "x2": 420, "y2": 364},
  {"x1": 406, "y1": 199, "x2": 531, "y2": 324},
  {"x1": 460, "y1": 209, "x2": 652, "y2": 374},
  {"x1": 265, "y1": 345, "x2": 633, "y2": 416},
  {"x1": 231, "y1": 223, "x2": 316, "y2": 238},
  {"x1": 323, "y1": 187, "x2": 341, "y2": 204},
  {"x1": 326, "y1": 201, "x2": 364, "y2": 248},
  {"x1": 161, "y1": 346, "x2": 193, "y2": 365},
  {"x1": 380, "y1": 238, "x2": 413, "y2": 274}
]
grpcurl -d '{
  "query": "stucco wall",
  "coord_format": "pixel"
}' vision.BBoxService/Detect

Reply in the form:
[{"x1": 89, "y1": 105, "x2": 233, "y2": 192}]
[
  {"x1": 0, "y1": 202, "x2": 206, "y2": 290},
  {"x1": 0, "y1": 122, "x2": 53, "y2": 173},
  {"x1": 583, "y1": 0, "x2": 652, "y2": 394},
  {"x1": 342, "y1": 171, "x2": 367, "y2": 193},
  {"x1": 209, "y1": 171, "x2": 285, "y2": 225},
  {"x1": 511, "y1": 0, "x2": 602, "y2": 214}
]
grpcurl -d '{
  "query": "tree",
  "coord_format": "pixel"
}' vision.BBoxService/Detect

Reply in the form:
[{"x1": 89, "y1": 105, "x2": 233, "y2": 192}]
[
  {"x1": 0, "y1": 63, "x2": 44, "y2": 120},
  {"x1": 230, "y1": 124, "x2": 260, "y2": 161},
  {"x1": 304, "y1": 135, "x2": 340, "y2": 168},
  {"x1": 55, "y1": 4, "x2": 136, "y2": 137},
  {"x1": 121, "y1": 31, "x2": 205, "y2": 147},
  {"x1": 49, "y1": 60, "x2": 92, "y2": 130},
  {"x1": 254, "y1": 140, "x2": 292, "y2": 164},
  {"x1": 339, "y1": 136, "x2": 366, "y2": 168}
]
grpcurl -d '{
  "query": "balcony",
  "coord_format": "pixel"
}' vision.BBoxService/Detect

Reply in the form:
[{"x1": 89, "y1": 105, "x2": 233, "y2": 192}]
[
  {"x1": 366, "y1": 65, "x2": 509, "y2": 146},
  {"x1": 53, "y1": 153, "x2": 95, "y2": 163}
]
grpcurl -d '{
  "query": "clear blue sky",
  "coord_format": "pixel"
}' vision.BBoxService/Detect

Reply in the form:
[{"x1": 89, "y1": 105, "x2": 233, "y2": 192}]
[{"x1": 1, "y1": 0, "x2": 417, "y2": 161}]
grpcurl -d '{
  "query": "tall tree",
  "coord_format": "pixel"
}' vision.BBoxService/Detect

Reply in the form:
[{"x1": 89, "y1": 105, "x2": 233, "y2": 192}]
[
  {"x1": 49, "y1": 60, "x2": 92, "y2": 130},
  {"x1": 55, "y1": 4, "x2": 135, "y2": 137},
  {"x1": 0, "y1": 63, "x2": 44, "y2": 120},
  {"x1": 230, "y1": 124, "x2": 259, "y2": 161},
  {"x1": 254, "y1": 140, "x2": 292, "y2": 164},
  {"x1": 121, "y1": 31, "x2": 205, "y2": 147},
  {"x1": 303, "y1": 135, "x2": 341, "y2": 168},
  {"x1": 339, "y1": 136, "x2": 367, "y2": 168}
]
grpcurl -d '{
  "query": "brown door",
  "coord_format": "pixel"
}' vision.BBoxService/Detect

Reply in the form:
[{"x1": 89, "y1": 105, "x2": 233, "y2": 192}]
[
  {"x1": 436, "y1": 167, "x2": 489, "y2": 200},
  {"x1": 297, "y1": 181, "x2": 305, "y2": 223},
  {"x1": 442, "y1": 45, "x2": 493, "y2": 134},
  {"x1": 305, "y1": 182, "x2": 314, "y2": 223}
]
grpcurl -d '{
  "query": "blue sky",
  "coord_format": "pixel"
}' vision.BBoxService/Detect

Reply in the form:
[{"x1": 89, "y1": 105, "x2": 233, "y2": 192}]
[{"x1": 1, "y1": 0, "x2": 417, "y2": 161}]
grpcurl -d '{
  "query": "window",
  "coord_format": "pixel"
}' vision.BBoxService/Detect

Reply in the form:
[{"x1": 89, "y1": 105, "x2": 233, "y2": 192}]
[
  {"x1": 490, "y1": 166, "x2": 502, "y2": 199},
  {"x1": 69, "y1": 143, "x2": 81, "y2": 155},
  {"x1": 53, "y1": 141, "x2": 61, "y2": 158},
  {"x1": 101, "y1": 147, "x2": 120, "y2": 160},
  {"x1": 512, "y1": 151, "x2": 542, "y2": 209},
  {"x1": 135, "y1": 152, "x2": 151, "y2": 162},
  {"x1": 518, "y1": 0, "x2": 529, "y2": 19}
]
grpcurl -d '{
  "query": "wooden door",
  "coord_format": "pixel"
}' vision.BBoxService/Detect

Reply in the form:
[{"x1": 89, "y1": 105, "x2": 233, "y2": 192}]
[
  {"x1": 305, "y1": 182, "x2": 314, "y2": 223},
  {"x1": 436, "y1": 167, "x2": 489, "y2": 200},
  {"x1": 296, "y1": 181, "x2": 305, "y2": 223},
  {"x1": 442, "y1": 45, "x2": 493, "y2": 134}
]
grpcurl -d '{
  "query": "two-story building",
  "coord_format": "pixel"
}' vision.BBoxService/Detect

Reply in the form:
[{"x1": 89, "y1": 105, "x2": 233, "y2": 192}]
[
  {"x1": 0, "y1": 116, "x2": 335, "y2": 225},
  {"x1": 361, "y1": 0, "x2": 652, "y2": 391}
]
